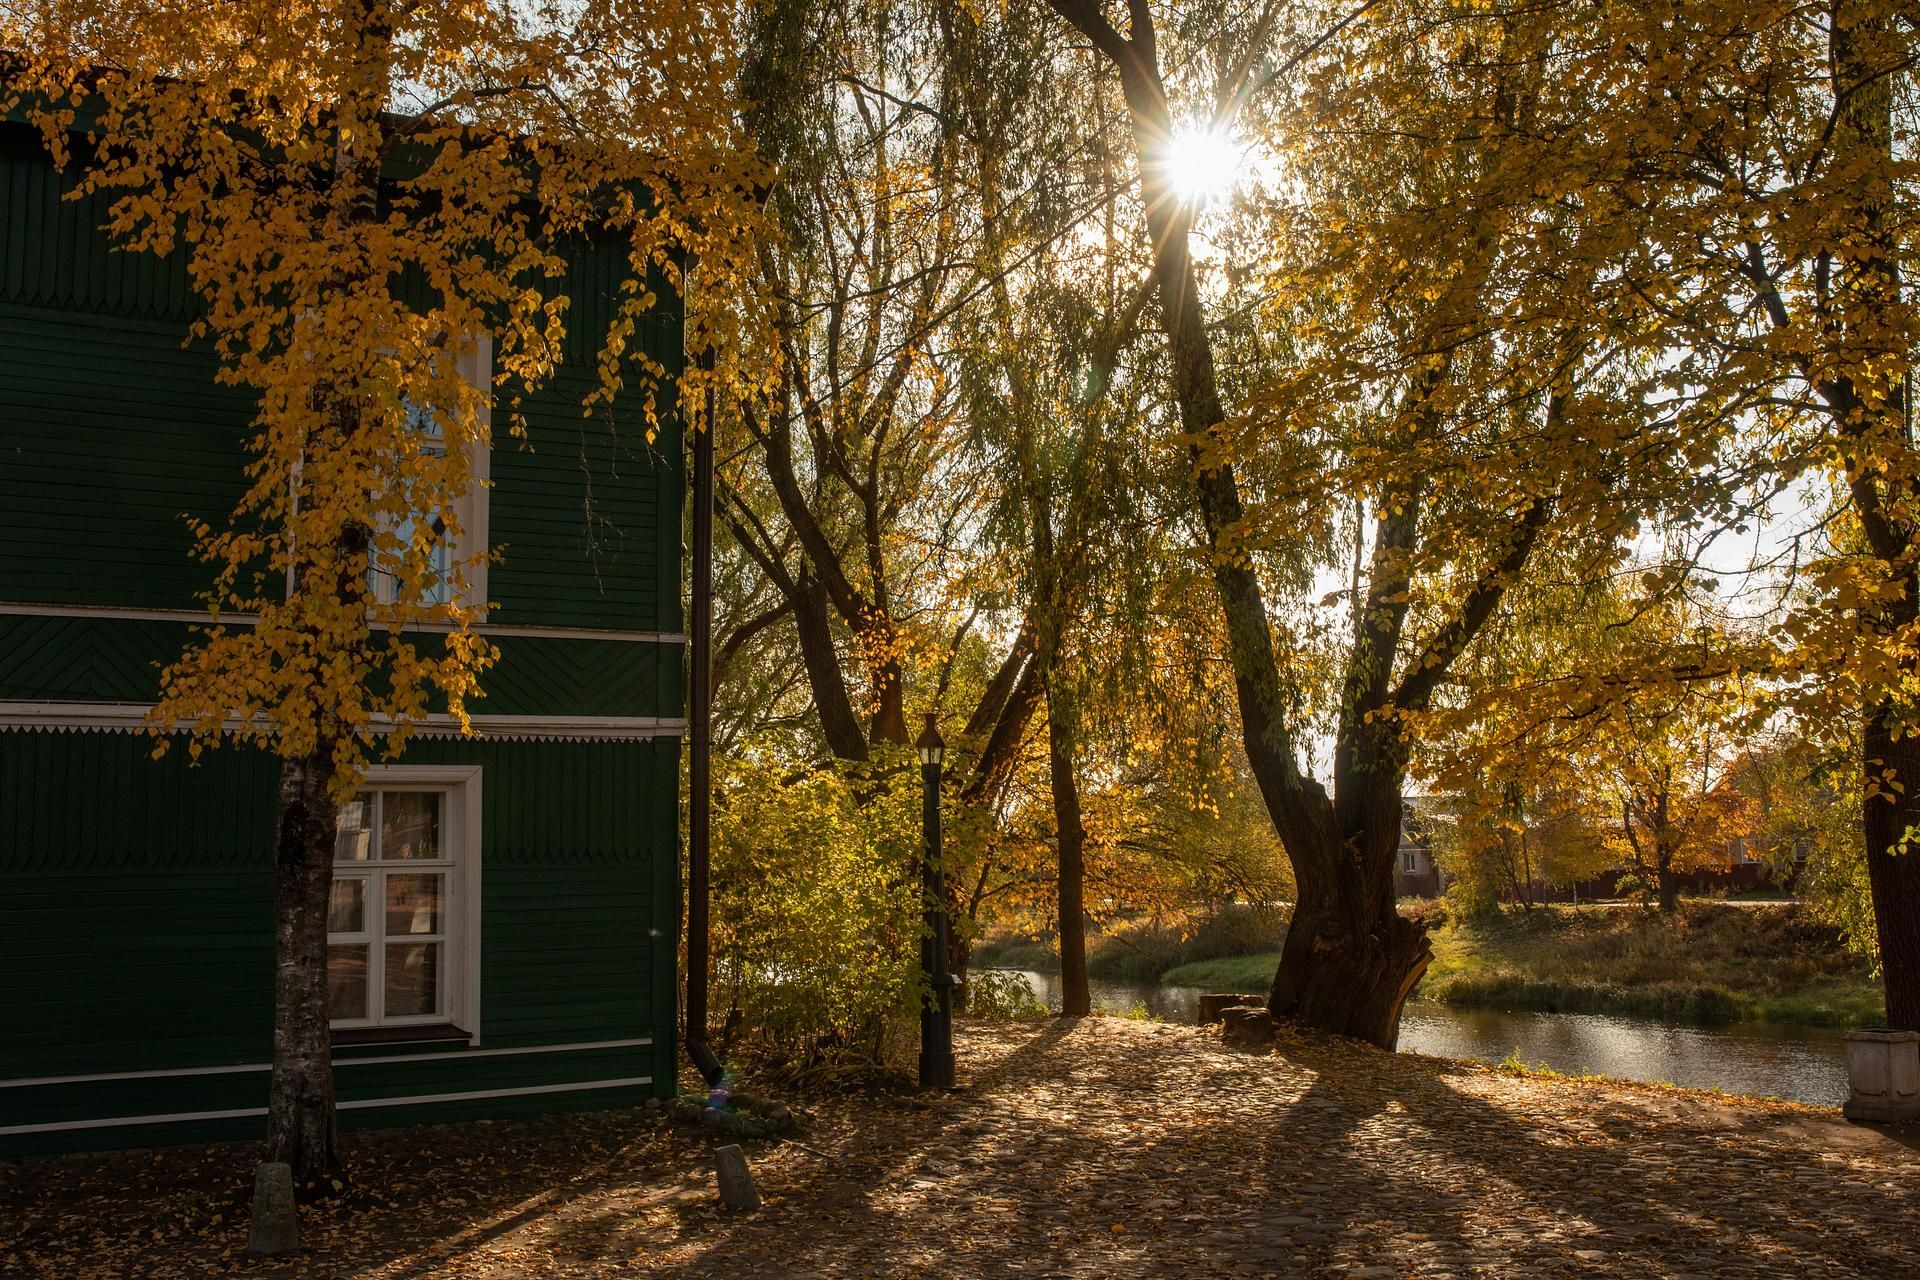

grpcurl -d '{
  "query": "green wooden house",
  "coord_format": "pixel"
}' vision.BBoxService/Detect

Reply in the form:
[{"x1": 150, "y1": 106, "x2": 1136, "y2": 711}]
[{"x1": 0, "y1": 122, "x2": 686, "y2": 1155}]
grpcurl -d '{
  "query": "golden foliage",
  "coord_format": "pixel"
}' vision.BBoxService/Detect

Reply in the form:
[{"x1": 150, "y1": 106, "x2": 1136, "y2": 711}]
[{"x1": 3, "y1": 0, "x2": 767, "y2": 790}]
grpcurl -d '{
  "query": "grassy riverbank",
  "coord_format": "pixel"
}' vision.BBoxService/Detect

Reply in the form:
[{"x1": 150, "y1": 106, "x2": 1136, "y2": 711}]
[
  {"x1": 973, "y1": 906, "x2": 1279, "y2": 986},
  {"x1": 1159, "y1": 952, "x2": 1280, "y2": 989},
  {"x1": 979, "y1": 902, "x2": 1884, "y2": 1028},
  {"x1": 1416, "y1": 902, "x2": 1882, "y2": 1027}
]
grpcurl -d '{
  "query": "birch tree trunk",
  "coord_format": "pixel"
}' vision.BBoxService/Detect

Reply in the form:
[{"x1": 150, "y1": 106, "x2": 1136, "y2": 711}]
[
  {"x1": 263, "y1": 1, "x2": 387, "y2": 1183},
  {"x1": 264, "y1": 747, "x2": 343, "y2": 1188}
]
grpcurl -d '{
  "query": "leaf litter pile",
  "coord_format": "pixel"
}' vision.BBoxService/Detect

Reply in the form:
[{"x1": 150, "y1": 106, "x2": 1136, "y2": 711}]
[{"x1": 4, "y1": 1019, "x2": 1917, "y2": 1278}]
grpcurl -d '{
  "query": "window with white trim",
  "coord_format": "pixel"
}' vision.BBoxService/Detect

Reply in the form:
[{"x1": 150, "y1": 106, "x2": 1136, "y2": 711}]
[
  {"x1": 331, "y1": 335, "x2": 492, "y2": 613},
  {"x1": 326, "y1": 768, "x2": 482, "y2": 1035},
  {"x1": 371, "y1": 400, "x2": 456, "y2": 606},
  {"x1": 1403, "y1": 851, "x2": 1419, "y2": 872}
]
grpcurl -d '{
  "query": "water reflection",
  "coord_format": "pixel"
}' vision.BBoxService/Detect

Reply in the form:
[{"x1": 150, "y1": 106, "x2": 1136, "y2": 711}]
[{"x1": 990, "y1": 969, "x2": 1849, "y2": 1106}]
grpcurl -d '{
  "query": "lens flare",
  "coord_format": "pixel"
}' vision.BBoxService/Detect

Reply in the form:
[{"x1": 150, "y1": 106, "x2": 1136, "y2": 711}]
[{"x1": 1161, "y1": 122, "x2": 1244, "y2": 207}]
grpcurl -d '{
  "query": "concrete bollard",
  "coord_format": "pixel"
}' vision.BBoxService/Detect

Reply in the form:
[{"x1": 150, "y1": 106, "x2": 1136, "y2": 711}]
[
  {"x1": 1843, "y1": 1029, "x2": 1920, "y2": 1123},
  {"x1": 714, "y1": 1144, "x2": 761, "y2": 1211},
  {"x1": 246, "y1": 1161, "x2": 299, "y2": 1257}
]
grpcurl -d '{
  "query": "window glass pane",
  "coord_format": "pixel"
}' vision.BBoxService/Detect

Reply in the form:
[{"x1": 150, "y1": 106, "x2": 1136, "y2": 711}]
[
  {"x1": 377, "y1": 400, "x2": 451, "y2": 605},
  {"x1": 385, "y1": 873, "x2": 444, "y2": 936},
  {"x1": 385, "y1": 942, "x2": 441, "y2": 1017},
  {"x1": 403, "y1": 396, "x2": 444, "y2": 440},
  {"x1": 389, "y1": 511, "x2": 453, "y2": 606},
  {"x1": 381, "y1": 792, "x2": 440, "y2": 859},
  {"x1": 328, "y1": 945, "x2": 369, "y2": 1020},
  {"x1": 334, "y1": 795, "x2": 373, "y2": 861},
  {"x1": 328, "y1": 878, "x2": 366, "y2": 934}
]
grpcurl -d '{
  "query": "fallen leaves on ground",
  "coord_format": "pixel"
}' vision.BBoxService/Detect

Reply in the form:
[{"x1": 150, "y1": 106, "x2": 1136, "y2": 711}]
[{"x1": 3, "y1": 1019, "x2": 1916, "y2": 1278}]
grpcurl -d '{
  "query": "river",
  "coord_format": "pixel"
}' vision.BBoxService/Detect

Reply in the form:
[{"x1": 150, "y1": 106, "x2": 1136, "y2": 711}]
[{"x1": 992, "y1": 969, "x2": 1851, "y2": 1106}]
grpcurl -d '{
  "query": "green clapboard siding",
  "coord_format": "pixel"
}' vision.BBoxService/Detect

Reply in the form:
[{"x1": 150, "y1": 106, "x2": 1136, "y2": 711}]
[
  {"x1": 0, "y1": 732, "x2": 682, "y2": 1154},
  {"x1": 0, "y1": 297, "x2": 684, "y2": 629},
  {"x1": 0, "y1": 303, "x2": 256, "y2": 608},
  {"x1": 0, "y1": 614, "x2": 684, "y2": 720},
  {"x1": 0, "y1": 126, "x2": 197, "y2": 322},
  {"x1": 490, "y1": 363, "x2": 683, "y2": 632},
  {"x1": 0, "y1": 122, "x2": 681, "y2": 369},
  {"x1": 1, "y1": 120, "x2": 685, "y2": 632},
  {"x1": 0, "y1": 119, "x2": 688, "y2": 1156}
]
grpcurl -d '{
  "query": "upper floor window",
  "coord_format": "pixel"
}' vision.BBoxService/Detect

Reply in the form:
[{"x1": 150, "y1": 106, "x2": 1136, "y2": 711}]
[
  {"x1": 371, "y1": 400, "x2": 455, "y2": 606},
  {"x1": 341, "y1": 335, "x2": 493, "y2": 613}
]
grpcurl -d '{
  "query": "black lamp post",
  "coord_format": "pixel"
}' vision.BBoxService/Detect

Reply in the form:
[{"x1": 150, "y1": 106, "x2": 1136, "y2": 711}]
[{"x1": 917, "y1": 712, "x2": 956, "y2": 1089}]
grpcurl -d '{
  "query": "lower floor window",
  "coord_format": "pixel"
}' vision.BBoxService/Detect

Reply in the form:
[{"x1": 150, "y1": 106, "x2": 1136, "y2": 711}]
[{"x1": 324, "y1": 770, "x2": 481, "y2": 1033}]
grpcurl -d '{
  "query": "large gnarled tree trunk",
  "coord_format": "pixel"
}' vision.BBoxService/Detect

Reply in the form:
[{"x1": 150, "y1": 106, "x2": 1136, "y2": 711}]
[
  {"x1": 1863, "y1": 702, "x2": 1920, "y2": 1030},
  {"x1": 1048, "y1": 0, "x2": 1549, "y2": 1047},
  {"x1": 1830, "y1": 2, "x2": 1920, "y2": 1032}
]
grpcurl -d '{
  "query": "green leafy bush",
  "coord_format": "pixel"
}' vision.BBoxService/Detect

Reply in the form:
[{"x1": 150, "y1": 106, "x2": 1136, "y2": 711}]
[
  {"x1": 965, "y1": 969, "x2": 1049, "y2": 1020},
  {"x1": 710, "y1": 746, "x2": 925, "y2": 1068}
]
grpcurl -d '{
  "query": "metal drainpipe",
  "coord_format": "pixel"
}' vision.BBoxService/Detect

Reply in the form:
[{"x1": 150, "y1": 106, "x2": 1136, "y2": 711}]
[{"x1": 683, "y1": 336, "x2": 723, "y2": 1089}]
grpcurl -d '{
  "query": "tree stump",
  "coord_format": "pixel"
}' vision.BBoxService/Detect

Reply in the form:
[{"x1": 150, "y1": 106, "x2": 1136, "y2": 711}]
[
  {"x1": 1197, "y1": 993, "x2": 1263, "y2": 1025},
  {"x1": 1219, "y1": 1005, "x2": 1276, "y2": 1047}
]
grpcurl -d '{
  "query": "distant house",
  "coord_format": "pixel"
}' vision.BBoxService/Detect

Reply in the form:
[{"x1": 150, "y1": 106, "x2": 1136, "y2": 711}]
[
  {"x1": 0, "y1": 120, "x2": 686, "y2": 1154},
  {"x1": 1394, "y1": 802, "x2": 1444, "y2": 899}
]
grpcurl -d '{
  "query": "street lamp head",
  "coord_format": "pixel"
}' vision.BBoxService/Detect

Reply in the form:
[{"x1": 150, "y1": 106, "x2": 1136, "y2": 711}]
[{"x1": 916, "y1": 712, "x2": 945, "y2": 767}]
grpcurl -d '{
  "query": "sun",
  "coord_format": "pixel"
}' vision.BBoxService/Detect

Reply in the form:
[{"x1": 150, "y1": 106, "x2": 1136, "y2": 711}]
[{"x1": 1160, "y1": 121, "x2": 1245, "y2": 207}]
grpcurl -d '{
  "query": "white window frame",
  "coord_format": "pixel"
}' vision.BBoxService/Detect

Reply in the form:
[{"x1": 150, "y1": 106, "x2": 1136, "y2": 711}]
[
  {"x1": 370, "y1": 336, "x2": 493, "y2": 613},
  {"x1": 328, "y1": 764, "x2": 484, "y2": 1044},
  {"x1": 294, "y1": 335, "x2": 492, "y2": 615}
]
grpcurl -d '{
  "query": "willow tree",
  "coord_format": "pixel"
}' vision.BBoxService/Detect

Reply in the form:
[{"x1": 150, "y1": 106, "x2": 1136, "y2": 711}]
[
  {"x1": 4, "y1": 0, "x2": 761, "y2": 1185},
  {"x1": 720, "y1": 0, "x2": 991, "y2": 760},
  {"x1": 1043, "y1": 0, "x2": 1732, "y2": 1045}
]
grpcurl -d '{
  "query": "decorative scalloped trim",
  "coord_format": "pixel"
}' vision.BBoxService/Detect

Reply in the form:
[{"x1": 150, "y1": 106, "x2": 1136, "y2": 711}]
[
  {"x1": 0, "y1": 602, "x2": 689, "y2": 646},
  {"x1": 0, "y1": 702, "x2": 686, "y2": 742}
]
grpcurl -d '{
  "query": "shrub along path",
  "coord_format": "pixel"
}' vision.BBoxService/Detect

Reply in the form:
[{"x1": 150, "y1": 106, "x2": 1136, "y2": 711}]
[{"x1": 4, "y1": 1018, "x2": 1916, "y2": 1278}]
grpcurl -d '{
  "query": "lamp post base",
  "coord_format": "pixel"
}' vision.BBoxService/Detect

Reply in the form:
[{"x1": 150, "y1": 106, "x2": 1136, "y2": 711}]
[
  {"x1": 919, "y1": 1050, "x2": 955, "y2": 1090},
  {"x1": 919, "y1": 985, "x2": 956, "y2": 1090}
]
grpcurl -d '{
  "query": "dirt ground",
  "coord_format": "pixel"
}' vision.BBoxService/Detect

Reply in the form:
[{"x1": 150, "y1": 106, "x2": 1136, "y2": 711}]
[{"x1": 4, "y1": 1018, "x2": 1917, "y2": 1279}]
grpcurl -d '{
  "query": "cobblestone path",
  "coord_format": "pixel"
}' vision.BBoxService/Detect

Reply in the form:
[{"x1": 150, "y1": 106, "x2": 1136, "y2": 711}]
[
  {"x1": 626, "y1": 1019, "x2": 1917, "y2": 1279},
  {"x1": 5, "y1": 1018, "x2": 1915, "y2": 1278}
]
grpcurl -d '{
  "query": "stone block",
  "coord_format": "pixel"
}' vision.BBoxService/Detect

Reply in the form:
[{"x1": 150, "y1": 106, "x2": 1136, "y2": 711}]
[
  {"x1": 1197, "y1": 993, "x2": 1264, "y2": 1025},
  {"x1": 714, "y1": 1143, "x2": 761, "y2": 1211},
  {"x1": 246, "y1": 1161, "x2": 298, "y2": 1257},
  {"x1": 1844, "y1": 1029, "x2": 1920, "y2": 1124}
]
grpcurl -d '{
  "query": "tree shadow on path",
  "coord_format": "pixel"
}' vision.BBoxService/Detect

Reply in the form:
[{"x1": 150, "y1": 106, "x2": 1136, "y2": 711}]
[{"x1": 631, "y1": 1019, "x2": 1920, "y2": 1279}]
